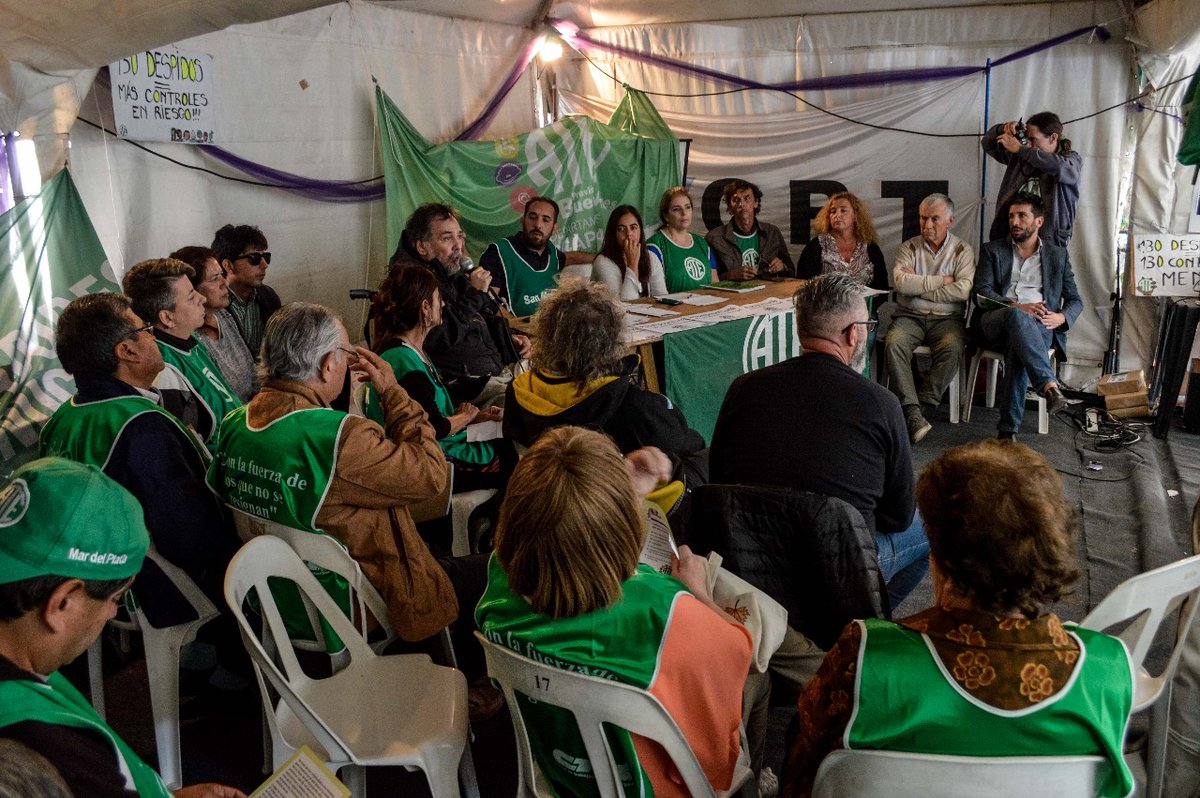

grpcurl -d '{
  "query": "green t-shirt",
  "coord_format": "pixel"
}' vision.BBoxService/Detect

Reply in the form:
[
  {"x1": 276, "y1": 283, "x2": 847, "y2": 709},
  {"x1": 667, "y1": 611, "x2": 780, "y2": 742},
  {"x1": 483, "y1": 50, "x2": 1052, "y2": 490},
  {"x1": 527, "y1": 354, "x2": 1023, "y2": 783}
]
[
  {"x1": 365, "y1": 343, "x2": 494, "y2": 465},
  {"x1": 733, "y1": 229, "x2": 761, "y2": 271},
  {"x1": 492, "y1": 236, "x2": 562, "y2": 316},
  {"x1": 647, "y1": 230, "x2": 713, "y2": 292}
]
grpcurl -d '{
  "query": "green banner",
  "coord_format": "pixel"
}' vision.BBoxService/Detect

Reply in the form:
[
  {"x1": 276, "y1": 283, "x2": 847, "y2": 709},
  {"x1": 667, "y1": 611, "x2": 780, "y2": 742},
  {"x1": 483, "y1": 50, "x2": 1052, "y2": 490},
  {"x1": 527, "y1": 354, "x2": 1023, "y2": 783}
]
[
  {"x1": 1180, "y1": 65, "x2": 1200, "y2": 166},
  {"x1": 0, "y1": 170, "x2": 119, "y2": 470},
  {"x1": 376, "y1": 87, "x2": 680, "y2": 262},
  {"x1": 663, "y1": 311, "x2": 801, "y2": 444}
]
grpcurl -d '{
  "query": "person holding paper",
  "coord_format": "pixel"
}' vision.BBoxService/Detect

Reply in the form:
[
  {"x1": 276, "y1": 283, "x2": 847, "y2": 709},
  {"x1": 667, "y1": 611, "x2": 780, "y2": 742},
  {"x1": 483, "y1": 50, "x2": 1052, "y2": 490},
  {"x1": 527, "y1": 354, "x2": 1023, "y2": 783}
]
[
  {"x1": 476, "y1": 426, "x2": 753, "y2": 798},
  {"x1": 972, "y1": 192, "x2": 1081, "y2": 439},
  {"x1": 647, "y1": 186, "x2": 718, "y2": 292},
  {"x1": 365, "y1": 264, "x2": 516, "y2": 493},
  {"x1": 0, "y1": 458, "x2": 245, "y2": 798}
]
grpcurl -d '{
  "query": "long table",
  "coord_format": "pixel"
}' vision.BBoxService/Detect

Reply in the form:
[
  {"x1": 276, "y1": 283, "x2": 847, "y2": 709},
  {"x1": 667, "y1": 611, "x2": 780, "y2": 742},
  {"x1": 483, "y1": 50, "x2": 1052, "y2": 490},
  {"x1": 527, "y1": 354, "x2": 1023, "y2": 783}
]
[{"x1": 512, "y1": 279, "x2": 804, "y2": 442}]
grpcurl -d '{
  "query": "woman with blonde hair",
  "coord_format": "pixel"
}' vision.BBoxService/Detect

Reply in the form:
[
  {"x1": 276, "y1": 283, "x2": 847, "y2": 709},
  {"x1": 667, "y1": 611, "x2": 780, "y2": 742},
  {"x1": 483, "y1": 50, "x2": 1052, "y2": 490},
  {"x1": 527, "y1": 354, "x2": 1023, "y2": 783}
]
[
  {"x1": 476, "y1": 426, "x2": 752, "y2": 798},
  {"x1": 796, "y1": 192, "x2": 889, "y2": 290},
  {"x1": 647, "y1": 186, "x2": 718, "y2": 292}
]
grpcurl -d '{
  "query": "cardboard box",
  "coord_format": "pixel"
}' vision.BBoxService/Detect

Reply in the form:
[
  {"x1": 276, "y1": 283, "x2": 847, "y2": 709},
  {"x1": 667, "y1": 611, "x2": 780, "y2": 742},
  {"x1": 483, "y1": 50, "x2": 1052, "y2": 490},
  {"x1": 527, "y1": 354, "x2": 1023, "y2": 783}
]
[
  {"x1": 1098, "y1": 370, "x2": 1147, "y2": 396},
  {"x1": 1109, "y1": 404, "x2": 1151, "y2": 419},
  {"x1": 1106, "y1": 390, "x2": 1149, "y2": 410}
]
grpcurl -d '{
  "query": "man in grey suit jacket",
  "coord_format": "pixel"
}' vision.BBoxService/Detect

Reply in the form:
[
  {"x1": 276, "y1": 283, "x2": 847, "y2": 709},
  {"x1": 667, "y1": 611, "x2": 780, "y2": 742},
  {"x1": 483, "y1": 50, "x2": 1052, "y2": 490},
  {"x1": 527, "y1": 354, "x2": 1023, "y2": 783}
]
[{"x1": 972, "y1": 192, "x2": 1082, "y2": 438}]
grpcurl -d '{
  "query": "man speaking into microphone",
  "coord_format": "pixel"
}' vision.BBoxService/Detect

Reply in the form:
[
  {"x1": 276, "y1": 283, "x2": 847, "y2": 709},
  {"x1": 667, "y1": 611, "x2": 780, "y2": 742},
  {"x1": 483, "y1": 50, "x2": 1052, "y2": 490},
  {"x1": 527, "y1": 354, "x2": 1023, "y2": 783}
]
[{"x1": 386, "y1": 203, "x2": 530, "y2": 405}]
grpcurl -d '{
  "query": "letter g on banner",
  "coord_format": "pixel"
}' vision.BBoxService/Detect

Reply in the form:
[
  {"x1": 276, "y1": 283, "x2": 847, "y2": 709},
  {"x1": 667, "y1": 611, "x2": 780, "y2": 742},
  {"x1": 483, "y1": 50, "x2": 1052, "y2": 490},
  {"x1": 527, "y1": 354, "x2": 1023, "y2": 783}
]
[{"x1": 742, "y1": 312, "x2": 801, "y2": 373}]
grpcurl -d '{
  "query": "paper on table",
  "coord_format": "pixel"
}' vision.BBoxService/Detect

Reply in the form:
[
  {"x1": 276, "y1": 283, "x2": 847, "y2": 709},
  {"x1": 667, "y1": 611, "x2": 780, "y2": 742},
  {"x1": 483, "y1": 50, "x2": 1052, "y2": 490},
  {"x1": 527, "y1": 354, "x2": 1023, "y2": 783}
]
[
  {"x1": 622, "y1": 303, "x2": 679, "y2": 318},
  {"x1": 639, "y1": 501, "x2": 678, "y2": 574},
  {"x1": 662, "y1": 291, "x2": 726, "y2": 307},
  {"x1": 250, "y1": 745, "x2": 350, "y2": 798}
]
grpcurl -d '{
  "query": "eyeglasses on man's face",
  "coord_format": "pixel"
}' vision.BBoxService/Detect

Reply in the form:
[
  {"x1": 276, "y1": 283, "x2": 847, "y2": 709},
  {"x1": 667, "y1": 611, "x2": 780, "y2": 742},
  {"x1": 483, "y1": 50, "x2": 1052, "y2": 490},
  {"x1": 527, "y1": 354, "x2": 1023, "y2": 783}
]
[
  {"x1": 236, "y1": 251, "x2": 272, "y2": 266},
  {"x1": 125, "y1": 321, "x2": 155, "y2": 340},
  {"x1": 842, "y1": 319, "x2": 878, "y2": 334}
]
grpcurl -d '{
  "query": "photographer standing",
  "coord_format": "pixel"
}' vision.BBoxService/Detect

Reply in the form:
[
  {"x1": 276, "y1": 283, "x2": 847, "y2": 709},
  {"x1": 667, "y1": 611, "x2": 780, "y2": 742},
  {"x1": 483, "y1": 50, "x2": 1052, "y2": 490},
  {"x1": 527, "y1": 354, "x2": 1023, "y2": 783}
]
[{"x1": 982, "y1": 112, "x2": 1082, "y2": 247}]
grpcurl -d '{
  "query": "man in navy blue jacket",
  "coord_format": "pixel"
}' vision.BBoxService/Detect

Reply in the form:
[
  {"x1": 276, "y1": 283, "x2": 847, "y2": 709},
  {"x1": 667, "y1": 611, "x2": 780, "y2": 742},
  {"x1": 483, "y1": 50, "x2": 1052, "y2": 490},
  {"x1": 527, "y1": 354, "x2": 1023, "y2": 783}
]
[{"x1": 972, "y1": 192, "x2": 1083, "y2": 438}]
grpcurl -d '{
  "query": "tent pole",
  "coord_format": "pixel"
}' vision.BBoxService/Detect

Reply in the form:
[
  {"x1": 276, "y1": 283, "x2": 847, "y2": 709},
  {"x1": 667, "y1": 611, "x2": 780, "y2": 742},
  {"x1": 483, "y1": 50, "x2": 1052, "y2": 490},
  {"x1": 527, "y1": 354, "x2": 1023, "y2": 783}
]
[{"x1": 979, "y1": 58, "x2": 992, "y2": 248}]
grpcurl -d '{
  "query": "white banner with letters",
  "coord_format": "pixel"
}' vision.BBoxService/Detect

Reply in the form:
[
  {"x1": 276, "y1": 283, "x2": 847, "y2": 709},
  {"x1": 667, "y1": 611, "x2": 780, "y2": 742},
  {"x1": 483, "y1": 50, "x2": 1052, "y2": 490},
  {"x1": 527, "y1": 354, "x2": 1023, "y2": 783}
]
[
  {"x1": 109, "y1": 45, "x2": 216, "y2": 144},
  {"x1": 1132, "y1": 234, "x2": 1200, "y2": 296}
]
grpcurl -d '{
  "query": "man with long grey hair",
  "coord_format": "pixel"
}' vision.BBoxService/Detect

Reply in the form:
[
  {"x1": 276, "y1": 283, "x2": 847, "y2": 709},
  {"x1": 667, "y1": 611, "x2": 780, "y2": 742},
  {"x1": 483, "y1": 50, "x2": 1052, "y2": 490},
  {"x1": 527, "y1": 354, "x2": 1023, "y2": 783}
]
[
  {"x1": 711, "y1": 273, "x2": 928, "y2": 609},
  {"x1": 208, "y1": 302, "x2": 488, "y2": 662}
]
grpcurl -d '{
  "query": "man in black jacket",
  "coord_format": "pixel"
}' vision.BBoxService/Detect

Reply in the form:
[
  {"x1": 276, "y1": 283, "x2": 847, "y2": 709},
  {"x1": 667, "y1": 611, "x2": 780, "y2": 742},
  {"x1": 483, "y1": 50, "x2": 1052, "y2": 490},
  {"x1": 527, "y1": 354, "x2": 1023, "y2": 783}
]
[
  {"x1": 710, "y1": 273, "x2": 927, "y2": 608},
  {"x1": 388, "y1": 203, "x2": 529, "y2": 404},
  {"x1": 211, "y1": 223, "x2": 281, "y2": 357}
]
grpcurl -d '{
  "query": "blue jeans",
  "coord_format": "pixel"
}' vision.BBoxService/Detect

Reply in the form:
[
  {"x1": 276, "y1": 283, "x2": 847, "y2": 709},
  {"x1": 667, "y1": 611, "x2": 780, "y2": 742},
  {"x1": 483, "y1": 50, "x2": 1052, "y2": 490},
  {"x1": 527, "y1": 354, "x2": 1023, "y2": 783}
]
[
  {"x1": 978, "y1": 308, "x2": 1057, "y2": 434},
  {"x1": 874, "y1": 513, "x2": 930, "y2": 610}
]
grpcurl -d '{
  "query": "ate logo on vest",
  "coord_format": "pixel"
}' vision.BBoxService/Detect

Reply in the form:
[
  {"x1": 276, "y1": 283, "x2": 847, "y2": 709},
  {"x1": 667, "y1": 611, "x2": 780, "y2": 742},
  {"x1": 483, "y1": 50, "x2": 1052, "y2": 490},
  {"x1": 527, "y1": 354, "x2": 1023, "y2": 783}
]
[
  {"x1": 742, "y1": 312, "x2": 801, "y2": 373},
  {"x1": 0, "y1": 479, "x2": 30, "y2": 527},
  {"x1": 741, "y1": 249, "x2": 760, "y2": 267},
  {"x1": 683, "y1": 256, "x2": 707, "y2": 280}
]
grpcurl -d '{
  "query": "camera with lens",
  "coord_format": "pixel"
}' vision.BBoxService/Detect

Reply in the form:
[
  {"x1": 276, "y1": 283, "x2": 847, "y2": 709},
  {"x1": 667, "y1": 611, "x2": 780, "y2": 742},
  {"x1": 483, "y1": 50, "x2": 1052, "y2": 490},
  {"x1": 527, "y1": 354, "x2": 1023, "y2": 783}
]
[{"x1": 1015, "y1": 118, "x2": 1028, "y2": 146}]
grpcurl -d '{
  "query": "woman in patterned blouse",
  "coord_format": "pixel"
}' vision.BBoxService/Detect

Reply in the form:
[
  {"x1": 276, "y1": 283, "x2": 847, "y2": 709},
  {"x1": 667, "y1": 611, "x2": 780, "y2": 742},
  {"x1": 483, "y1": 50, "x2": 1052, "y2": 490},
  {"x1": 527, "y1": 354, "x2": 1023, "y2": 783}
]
[{"x1": 796, "y1": 192, "x2": 889, "y2": 290}]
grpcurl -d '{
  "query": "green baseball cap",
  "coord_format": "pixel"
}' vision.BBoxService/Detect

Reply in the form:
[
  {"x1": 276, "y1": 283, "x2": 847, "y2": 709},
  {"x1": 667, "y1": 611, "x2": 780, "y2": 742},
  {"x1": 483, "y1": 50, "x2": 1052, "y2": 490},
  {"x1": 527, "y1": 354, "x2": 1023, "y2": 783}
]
[{"x1": 0, "y1": 457, "x2": 149, "y2": 584}]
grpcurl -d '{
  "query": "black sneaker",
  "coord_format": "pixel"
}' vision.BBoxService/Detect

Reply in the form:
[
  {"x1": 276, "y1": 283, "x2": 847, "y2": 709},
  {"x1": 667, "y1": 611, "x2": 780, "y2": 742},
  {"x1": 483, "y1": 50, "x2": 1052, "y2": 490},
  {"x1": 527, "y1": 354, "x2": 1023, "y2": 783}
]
[
  {"x1": 904, "y1": 406, "x2": 932, "y2": 444},
  {"x1": 997, "y1": 431, "x2": 1016, "y2": 441}
]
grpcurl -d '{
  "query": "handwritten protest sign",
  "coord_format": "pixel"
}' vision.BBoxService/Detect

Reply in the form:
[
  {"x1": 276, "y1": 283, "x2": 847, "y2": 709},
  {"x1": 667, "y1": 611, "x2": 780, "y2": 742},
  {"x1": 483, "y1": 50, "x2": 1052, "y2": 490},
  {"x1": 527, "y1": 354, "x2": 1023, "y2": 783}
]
[
  {"x1": 109, "y1": 46, "x2": 216, "y2": 144},
  {"x1": 1132, "y1": 234, "x2": 1200, "y2": 297}
]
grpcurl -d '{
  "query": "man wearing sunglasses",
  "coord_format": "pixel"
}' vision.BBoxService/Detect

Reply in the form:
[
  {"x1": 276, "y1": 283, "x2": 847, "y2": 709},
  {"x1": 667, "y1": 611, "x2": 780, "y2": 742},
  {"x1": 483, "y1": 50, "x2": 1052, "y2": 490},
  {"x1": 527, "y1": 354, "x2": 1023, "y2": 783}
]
[
  {"x1": 710, "y1": 273, "x2": 927, "y2": 610},
  {"x1": 211, "y1": 224, "x2": 282, "y2": 357}
]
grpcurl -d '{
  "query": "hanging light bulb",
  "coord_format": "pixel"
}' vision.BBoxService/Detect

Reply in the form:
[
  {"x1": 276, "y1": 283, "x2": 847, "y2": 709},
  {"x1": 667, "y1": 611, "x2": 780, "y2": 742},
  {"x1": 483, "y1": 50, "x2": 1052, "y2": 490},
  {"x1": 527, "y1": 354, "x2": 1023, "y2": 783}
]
[{"x1": 539, "y1": 38, "x2": 564, "y2": 63}]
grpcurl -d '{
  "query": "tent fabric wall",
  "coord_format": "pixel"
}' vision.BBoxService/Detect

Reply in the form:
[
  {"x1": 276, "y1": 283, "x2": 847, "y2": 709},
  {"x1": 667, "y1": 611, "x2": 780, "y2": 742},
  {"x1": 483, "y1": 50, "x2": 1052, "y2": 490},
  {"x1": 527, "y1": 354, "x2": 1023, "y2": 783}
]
[
  {"x1": 558, "y1": 1, "x2": 1132, "y2": 371},
  {"x1": 65, "y1": 0, "x2": 538, "y2": 331}
]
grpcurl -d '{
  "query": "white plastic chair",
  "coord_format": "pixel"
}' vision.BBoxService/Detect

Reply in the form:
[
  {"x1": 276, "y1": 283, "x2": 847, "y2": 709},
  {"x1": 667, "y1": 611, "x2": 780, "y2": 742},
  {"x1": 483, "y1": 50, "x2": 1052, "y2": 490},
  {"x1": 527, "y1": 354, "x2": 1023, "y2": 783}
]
[
  {"x1": 87, "y1": 549, "x2": 219, "y2": 789},
  {"x1": 225, "y1": 536, "x2": 473, "y2": 797},
  {"x1": 477, "y1": 631, "x2": 752, "y2": 797},
  {"x1": 881, "y1": 345, "x2": 963, "y2": 424},
  {"x1": 962, "y1": 347, "x2": 1056, "y2": 433},
  {"x1": 1081, "y1": 553, "x2": 1200, "y2": 798},
  {"x1": 812, "y1": 749, "x2": 1108, "y2": 797},
  {"x1": 407, "y1": 461, "x2": 496, "y2": 556}
]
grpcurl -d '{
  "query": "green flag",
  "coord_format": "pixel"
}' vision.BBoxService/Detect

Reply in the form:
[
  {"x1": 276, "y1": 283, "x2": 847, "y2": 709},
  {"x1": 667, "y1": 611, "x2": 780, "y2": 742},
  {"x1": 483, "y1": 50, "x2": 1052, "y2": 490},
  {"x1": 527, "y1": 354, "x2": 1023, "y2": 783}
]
[
  {"x1": 1, "y1": 170, "x2": 120, "y2": 469},
  {"x1": 608, "y1": 87, "x2": 678, "y2": 141},
  {"x1": 376, "y1": 86, "x2": 681, "y2": 263}
]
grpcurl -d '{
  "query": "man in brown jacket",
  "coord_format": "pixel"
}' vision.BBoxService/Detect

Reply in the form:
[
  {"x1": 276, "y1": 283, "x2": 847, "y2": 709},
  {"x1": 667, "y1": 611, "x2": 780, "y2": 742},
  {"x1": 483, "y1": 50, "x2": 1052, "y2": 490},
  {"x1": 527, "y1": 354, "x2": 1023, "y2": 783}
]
[{"x1": 210, "y1": 301, "x2": 483, "y2": 648}]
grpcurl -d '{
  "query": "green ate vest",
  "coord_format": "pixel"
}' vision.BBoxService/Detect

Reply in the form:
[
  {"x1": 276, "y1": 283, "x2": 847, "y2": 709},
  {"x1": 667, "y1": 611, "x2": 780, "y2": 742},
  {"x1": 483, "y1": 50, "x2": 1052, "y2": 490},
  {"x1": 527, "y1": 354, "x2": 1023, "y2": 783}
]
[
  {"x1": 733, "y1": 229, "x2": 761, "y2": 269},
  {"x1": 495, "y1": 237, "x2": 561, "y2": 316},
  {"x1": 157, "y1": 335, "x2": 241, "y2": 443},
  {"x1": 209, "y1": 405, "x2": 352, "y2": 648},
  {"x1": 647, "y1": 230, "x2": 713, "y2": 292},
  {"x1": 40, "y1": 394, "x2": 209, "y2": 469},
  {"x1": 849, "y1": 618, "x2": 1134, "y2": 798},
  {"x1": 365, "y1": 343, "x2": 494, "y2": 465},
  {"x1": 0, "y1": 672, "x2": 172, "y2": 797},
  {"x1": 476, "y1": 556, "x2": 690, "y2": 797}
]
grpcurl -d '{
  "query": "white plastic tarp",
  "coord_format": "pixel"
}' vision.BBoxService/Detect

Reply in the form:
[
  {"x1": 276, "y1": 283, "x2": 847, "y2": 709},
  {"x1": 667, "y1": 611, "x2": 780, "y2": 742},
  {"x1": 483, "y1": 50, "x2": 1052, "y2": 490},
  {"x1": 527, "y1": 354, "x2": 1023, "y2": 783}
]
[{"x1": 558, "y1": 1, "x2": 1132, "y2": 370}]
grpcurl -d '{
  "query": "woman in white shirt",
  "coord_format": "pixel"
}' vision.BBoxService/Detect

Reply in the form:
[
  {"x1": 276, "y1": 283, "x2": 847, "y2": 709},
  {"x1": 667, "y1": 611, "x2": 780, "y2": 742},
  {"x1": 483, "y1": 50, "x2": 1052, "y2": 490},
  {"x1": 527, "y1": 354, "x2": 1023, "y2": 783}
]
[{"x1": 588, "y1": 204, "x2": 667, "y2": 300}]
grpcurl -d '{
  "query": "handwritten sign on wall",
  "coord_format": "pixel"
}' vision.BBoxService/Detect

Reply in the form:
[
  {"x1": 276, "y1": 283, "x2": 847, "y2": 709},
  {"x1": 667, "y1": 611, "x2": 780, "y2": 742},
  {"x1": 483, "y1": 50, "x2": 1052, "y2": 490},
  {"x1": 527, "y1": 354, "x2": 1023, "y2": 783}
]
[
  {"x1": 109, "y1": 46, "x2": 216, "y2": 145},
  {"x1": 1133, "y1": 234, "x2": 1200, "y2": 297}
]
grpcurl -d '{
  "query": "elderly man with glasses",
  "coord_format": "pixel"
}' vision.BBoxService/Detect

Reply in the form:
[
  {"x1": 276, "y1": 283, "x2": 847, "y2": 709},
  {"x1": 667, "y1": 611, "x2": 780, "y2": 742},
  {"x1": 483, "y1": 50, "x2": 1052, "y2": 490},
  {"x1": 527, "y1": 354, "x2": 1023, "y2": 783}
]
[
  {"x1": 710, "y1": 273, "x2": 928, "y2": 609},
  {"x1": 40, "y1": 292, "x2": 239, "y2": 633},
  {"x1": 211, "y1": 223, "x2": 281, "y2": 357}
]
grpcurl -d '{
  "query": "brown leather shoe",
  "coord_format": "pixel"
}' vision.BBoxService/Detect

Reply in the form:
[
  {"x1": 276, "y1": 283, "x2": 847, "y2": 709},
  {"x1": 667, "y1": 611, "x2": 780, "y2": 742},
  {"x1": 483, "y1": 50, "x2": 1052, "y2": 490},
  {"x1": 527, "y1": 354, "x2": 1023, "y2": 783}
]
[{"x1": 1044, "y1": 383, "x2": 1069, "y2": 416}]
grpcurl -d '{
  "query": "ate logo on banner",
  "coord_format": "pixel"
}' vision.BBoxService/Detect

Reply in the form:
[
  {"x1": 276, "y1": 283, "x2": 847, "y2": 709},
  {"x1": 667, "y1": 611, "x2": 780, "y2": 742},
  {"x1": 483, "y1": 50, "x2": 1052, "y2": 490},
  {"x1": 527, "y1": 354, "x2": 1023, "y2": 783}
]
[{"x1": 742, "y1": 312, "x2": 801, "y2": 373}]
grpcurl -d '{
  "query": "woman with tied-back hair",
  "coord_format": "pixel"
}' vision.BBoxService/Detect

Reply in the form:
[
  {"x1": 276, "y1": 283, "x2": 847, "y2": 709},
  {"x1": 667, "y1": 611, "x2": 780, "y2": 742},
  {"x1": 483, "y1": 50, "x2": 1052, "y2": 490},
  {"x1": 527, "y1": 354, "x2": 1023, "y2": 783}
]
[
  {"x1": 647, "y1": 186, "x2": 719, "y2": 292},
  {"x1": 796, "y1": 192, "x2": 889, "y2": 290},
  {"x1": 982, "y1": 110, "x2": 1081, "y2": 247},
  {"x1": 587, "y1": 204, "x2": 668, "y2": 300}
]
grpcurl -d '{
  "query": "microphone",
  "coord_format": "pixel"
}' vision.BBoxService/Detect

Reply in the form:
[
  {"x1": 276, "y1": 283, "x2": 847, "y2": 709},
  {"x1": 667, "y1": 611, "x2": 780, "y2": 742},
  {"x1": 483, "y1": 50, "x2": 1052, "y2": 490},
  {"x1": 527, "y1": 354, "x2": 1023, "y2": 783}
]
[{"x1": 459, "y1": 255, "x2": 476, "y2": 272}]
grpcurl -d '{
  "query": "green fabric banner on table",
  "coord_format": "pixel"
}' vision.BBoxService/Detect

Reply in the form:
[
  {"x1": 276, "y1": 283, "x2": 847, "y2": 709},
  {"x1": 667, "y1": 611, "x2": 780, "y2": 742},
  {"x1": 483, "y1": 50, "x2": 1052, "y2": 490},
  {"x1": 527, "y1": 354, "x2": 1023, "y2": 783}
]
[
  {"x1": 376, "y1": 86, "x2": 681, "y2": 261},
  {"x1": 663, "y1": 310, "x2": 801, "y2": 444},
  {"x1": 0, "y1": 170, "x2": 121, "y2": 469}
]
